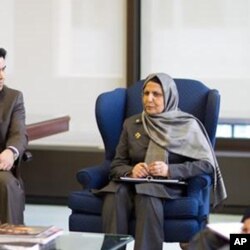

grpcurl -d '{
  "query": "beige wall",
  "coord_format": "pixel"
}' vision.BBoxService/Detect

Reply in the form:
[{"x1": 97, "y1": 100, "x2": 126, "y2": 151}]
[
  {"x1": 141, "y1": 0, "x2": 250, "y2": 119},
  {"x1": 1, "y1": 0, "x2": 249, "y2": 147},
  {"x1": 0, "y1": 0, "x2": 126, "y2": 147}
]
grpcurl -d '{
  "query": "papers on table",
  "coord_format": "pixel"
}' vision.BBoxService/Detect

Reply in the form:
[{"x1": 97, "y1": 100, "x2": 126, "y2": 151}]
[{"x1": 207, "y1": 222, "x2": 243, "y2": 240}]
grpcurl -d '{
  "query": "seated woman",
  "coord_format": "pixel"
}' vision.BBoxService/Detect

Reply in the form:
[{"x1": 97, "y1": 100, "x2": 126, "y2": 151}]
[{"x1": 98, "y1": 73, "x2": 227, "y2": 250}]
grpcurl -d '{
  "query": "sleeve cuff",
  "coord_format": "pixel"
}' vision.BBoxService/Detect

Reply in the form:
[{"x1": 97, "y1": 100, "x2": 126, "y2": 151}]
[{"x1": 7, "y1": 146, "x2": 19, "y2": 161}]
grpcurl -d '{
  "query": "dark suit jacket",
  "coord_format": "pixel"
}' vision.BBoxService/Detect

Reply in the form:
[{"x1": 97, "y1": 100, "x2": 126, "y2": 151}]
[
  {"x1": 0, "y1": 85, "x2": 28, "y2": 176},
  {"x1": 110, "y1": 114, "x2": 213, "y2": 180},
  {"x1": 98, "y1": 114, "x2": 213, "y2": 198}
]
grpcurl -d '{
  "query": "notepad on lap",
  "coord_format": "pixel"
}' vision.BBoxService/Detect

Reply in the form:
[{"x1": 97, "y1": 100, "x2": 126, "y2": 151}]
[{"x1": 119, "y1": 176, "x2": 187, "y2": 185}]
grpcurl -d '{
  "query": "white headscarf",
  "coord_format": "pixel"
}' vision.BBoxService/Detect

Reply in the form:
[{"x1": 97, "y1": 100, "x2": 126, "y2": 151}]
[{"x1": 142, "y1": 73, "x2": 227, "y2": 207}]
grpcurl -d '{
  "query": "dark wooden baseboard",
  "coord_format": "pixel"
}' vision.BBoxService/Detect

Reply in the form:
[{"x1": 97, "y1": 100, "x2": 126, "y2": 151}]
[
  {"x1": 21, "y1": 145, "x2": 104, "y2": 204},
  {"x1": 26, "y1": 196, "x2": 68, "y2": 205},
  {"x1": 212, "y1": 205, "x2": 247, "y2": 216}
]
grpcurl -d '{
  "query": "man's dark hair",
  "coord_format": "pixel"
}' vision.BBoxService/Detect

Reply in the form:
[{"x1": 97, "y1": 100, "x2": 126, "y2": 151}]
[{"x1": 0, "y1": 48, "x2": 7, "y2": 59}]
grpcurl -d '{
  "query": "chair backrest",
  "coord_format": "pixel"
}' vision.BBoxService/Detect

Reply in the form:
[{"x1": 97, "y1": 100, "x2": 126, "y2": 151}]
[{"x1": 95, "y1": 78, "x2": 220, "y2": 161}]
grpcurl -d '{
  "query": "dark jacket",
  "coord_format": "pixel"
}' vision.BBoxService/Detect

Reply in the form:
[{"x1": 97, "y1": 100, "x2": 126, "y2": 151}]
[{"x1": 0, "y1": 85, "x2": 28, "y2": 176}]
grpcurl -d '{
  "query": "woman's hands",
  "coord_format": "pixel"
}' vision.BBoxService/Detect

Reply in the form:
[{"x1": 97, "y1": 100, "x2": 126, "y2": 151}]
[
  {"x1": 131, "y1": 161, "x2": 169, "y2": 178},
  {"x1": 148, "y1": 161, "x2": 169, "y2": 177},
  {"x1": 131, "y1": 163, "x2": 149, "y2": 178}
]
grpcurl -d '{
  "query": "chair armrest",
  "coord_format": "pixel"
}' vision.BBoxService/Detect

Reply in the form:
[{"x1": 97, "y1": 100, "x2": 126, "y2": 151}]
[
  {"x1": 12, "y1": 150, "x2": 33, "y2": 179},
  {"x1": 22, "y1": 151, "x2": 33, "y2": 162},
  {"x1": 187, "y1": 175, "x2": 212, "y2": 218},
  {"x1": 76, "y1": 160, "x2": 111, "y2": 189},
  {"x1": 187, "y1": 174, "x2": 212, "y2": 198}
]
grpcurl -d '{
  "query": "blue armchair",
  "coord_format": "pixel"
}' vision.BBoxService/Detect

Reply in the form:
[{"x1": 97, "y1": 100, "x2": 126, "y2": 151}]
[{"x1": 68, "y1": 78, "x2": 220, "y2": 243}]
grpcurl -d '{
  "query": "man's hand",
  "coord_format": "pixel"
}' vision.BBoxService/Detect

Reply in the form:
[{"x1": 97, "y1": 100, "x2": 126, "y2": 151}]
[
  {"x1": 131, "y1": 162, "x2": 149, "y2": 178},
  {"x1": 148, "y1": 161, "x2": 169, "y2": 177},
  {"x1": 0, "y1": 149, "x2": 15, "y2": 170}
]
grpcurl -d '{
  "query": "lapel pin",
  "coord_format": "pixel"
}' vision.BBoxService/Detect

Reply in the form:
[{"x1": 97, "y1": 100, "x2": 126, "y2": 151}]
[{"x1": 135, "y1": 132, "x2": 141, "y2": 139}]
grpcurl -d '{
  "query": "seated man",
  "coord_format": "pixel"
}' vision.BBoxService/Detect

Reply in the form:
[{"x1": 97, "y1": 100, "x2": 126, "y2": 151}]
[
  {"x1": 188, "y1": 207, "x2": 250, "y2": 250},
  {"x1": 0, "y1": 47, "x2": 28, "y2": 224}
]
